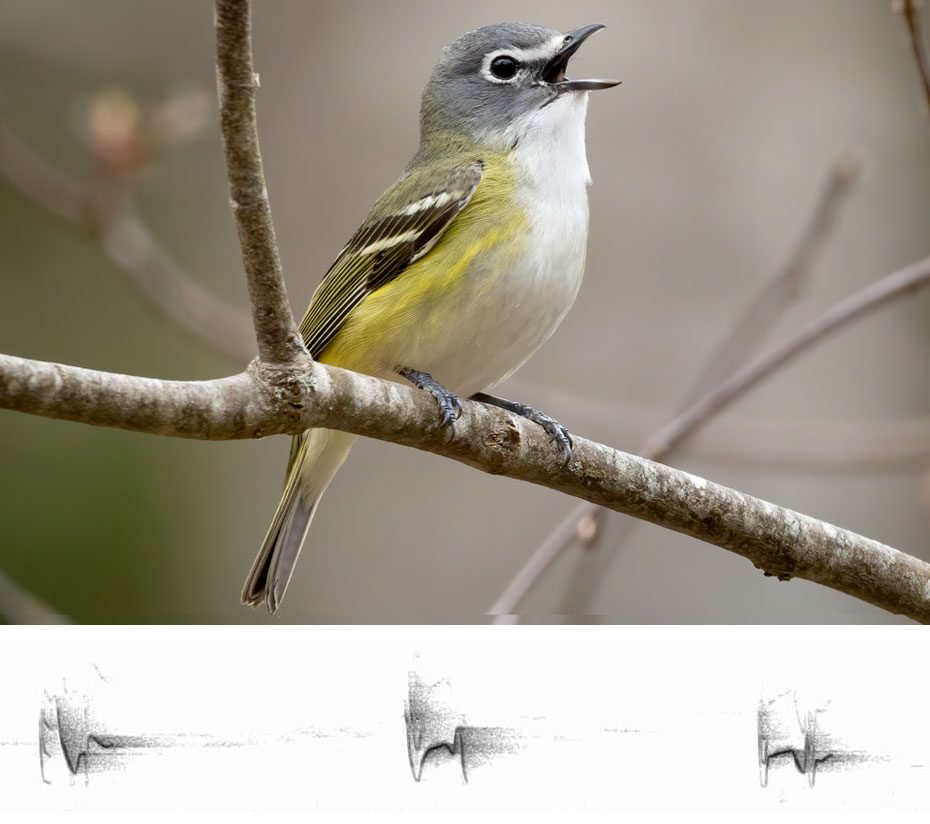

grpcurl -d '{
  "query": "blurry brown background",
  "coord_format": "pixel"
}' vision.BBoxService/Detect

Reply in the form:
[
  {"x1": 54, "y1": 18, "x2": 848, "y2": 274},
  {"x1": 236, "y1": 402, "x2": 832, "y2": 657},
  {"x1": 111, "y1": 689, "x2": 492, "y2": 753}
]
[{"x1": 0, "y1": 0, "x2": 927, "y2": 623}]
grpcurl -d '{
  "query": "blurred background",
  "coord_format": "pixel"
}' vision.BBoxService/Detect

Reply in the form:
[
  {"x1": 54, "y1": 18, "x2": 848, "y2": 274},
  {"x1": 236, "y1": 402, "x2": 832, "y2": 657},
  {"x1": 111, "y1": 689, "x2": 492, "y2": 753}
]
[{"x1": 0, "y1": 0, "x2": 927, "y2": 623}]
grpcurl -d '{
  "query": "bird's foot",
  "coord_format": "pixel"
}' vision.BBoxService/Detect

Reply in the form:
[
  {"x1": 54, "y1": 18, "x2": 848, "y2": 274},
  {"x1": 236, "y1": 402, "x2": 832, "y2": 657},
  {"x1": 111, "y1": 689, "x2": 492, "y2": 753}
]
[
  {"x1": 399, "y1": 368, "x2": 462, "y2": 427},
  {"x1": 471, "y1": 392, "x2": 573, "y2": 460}
]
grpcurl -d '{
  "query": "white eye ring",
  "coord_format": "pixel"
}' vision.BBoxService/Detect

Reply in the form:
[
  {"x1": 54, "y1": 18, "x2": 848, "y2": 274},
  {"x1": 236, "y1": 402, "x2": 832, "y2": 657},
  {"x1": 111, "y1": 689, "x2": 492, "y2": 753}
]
[{"x1": 481, "y1": 50, "x2": 523, "y2": 84}]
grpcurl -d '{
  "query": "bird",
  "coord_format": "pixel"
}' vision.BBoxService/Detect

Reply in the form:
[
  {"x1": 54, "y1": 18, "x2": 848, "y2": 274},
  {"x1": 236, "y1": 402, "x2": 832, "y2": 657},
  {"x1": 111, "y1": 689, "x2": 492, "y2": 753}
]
[{"x1": 242, "y1": 22, "x2": 620, "y2": 613}]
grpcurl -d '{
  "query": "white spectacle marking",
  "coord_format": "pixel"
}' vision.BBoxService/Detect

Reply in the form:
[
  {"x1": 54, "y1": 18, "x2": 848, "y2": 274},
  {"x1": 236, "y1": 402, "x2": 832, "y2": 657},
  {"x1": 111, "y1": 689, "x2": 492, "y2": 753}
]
[
  {"x1": 357, "y1": 230, "x2": 420, "y2": 256},
  {"x1": 490, "y1": 35, "x2": 566, "y2": 66},
  {"x1": 480, "y1": 35, "x2": 566, "y2": 84}
]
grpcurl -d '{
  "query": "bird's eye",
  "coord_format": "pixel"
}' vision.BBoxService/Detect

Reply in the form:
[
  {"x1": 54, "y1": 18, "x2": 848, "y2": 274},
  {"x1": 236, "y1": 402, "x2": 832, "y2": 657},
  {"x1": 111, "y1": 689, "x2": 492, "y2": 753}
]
[{"x1": 489, "y1": 55, "x2": 519, "y2": 80}]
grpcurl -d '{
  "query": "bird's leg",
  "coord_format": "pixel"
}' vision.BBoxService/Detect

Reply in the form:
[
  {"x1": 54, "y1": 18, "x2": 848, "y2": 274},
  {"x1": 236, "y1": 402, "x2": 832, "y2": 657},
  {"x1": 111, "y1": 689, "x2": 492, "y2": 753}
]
[
  {"x1": 398, "y1": 368, "x2": 462, "y2": 427},
  {"x1": 471, "y1": 392, "x2": 573, "y2": 460}
]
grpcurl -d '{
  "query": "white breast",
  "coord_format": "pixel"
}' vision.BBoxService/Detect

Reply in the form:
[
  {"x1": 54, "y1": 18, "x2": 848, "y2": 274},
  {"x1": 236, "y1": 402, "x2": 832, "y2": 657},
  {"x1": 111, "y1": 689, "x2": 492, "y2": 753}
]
[{"x1": 474, "y1": 92, "x2": 592, "y2": 390}]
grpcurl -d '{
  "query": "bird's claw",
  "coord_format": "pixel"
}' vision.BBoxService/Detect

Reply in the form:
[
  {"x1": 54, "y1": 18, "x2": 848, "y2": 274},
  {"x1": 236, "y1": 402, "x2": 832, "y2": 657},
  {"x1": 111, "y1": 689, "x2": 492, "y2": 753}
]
[
  {"x1": 540, "y1": 417, "x2": 573, "y2": 461},
  {"x1": 470, "y1": 393, "x2": 573, "y2": 461},
  {"x1": 398, "y1": 368, "x2": 461, "y2": 429},
  {"x1": 435, "y1": 391, "x2": 463, "y2": 427},
  {"x1": 526, "y1": 411, "x2": 572, "y2": 461}
]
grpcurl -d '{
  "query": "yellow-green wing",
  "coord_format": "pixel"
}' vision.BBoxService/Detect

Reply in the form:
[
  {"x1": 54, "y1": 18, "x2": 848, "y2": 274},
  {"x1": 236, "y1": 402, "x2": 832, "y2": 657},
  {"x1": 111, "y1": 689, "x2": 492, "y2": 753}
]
[{"x1": 299, "y1": 159, "x2": 483, "y2": 359}]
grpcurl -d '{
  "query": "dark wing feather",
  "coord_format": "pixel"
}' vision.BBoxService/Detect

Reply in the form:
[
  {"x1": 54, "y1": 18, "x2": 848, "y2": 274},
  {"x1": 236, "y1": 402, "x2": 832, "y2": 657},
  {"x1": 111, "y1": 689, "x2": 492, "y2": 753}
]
[{"x1": 299, "y1": 161, "x2": 483, "y2": 359}]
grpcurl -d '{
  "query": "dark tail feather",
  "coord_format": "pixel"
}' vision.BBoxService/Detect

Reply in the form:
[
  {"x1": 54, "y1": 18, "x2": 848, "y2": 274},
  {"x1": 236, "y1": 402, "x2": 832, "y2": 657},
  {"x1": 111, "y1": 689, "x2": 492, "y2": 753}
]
[
  {"x1": 241, "y1": 484, "x2": 316, "y2": 613},
  {"x1": 242, "y1": 428, "x2": 355, "y2": 614}
]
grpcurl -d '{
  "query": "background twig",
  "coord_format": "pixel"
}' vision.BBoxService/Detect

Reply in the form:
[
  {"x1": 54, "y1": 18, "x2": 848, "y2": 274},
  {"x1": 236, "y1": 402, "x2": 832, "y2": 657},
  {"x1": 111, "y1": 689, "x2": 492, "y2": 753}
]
[
  {"x1": 637, "y1": 257, "x2": 930, "y2": 459},
  {"x1": 0, "y1": 115, "x2": 254, "y2": 361},
  {"x1": 682, "y1": 150, "x2": 863, "y2": 405},
  {"x1": 0, "y1": 118, "x2": 89, "y2": 224},
  {"x1": 102, "y1": 212, "x2": 254, "y2": 359},
  {"x1": 896, "y1": 0, "x2": 930, "y2": 114}
]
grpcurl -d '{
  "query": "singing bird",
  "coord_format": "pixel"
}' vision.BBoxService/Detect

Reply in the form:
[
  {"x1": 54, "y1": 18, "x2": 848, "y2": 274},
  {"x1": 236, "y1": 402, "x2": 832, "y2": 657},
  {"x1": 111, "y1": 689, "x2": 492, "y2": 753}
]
[{"x1": 243, "y1": 23, "x2": 619, "y2": 612}]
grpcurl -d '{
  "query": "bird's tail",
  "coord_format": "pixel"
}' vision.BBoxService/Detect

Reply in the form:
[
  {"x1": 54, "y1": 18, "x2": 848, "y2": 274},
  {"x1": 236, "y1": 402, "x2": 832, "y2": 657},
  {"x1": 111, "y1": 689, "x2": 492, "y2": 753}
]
[{"x1": 242, "y1": 428, "x2": 356, "y2": 613}]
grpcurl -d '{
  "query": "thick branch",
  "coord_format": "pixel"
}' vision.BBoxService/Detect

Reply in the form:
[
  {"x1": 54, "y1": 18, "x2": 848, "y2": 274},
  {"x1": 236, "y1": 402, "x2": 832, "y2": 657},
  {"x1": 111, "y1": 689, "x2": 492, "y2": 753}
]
[
  {"x1": 2, "y1": 348, "x2": 930, "y2": 622},
  {"x1": 214, "y1": 0, "x2": 302, "y2": 364},
  {"x1": 0, "y1": 355, "x2": 273, "y2": 438}
]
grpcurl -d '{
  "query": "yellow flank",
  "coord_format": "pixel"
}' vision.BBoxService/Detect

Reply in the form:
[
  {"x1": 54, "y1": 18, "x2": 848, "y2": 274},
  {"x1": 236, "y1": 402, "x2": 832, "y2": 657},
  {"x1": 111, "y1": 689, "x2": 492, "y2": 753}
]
[{"x1": 318, "y1": 151, "x2": 527, "y2": 375}]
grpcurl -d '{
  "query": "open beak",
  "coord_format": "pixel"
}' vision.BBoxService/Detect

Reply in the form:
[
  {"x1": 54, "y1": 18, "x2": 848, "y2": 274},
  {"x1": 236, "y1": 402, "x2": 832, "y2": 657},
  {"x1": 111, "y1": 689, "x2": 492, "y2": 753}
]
[{"x1": 542, "y1": 23, "x2": 621, "y2": 91}]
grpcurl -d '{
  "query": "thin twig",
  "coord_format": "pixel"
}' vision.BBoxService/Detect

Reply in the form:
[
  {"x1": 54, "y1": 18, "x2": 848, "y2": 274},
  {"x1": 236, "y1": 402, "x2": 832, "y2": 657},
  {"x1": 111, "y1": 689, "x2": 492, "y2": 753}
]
[
  {"x1": 3, "y1": 342, "x2": 930, "y2": 621},
  {"x1": 214, "y1": 0, "x2": 303, "y2": 365},
  {"x1": 0, "y1": 118, "x2": 253, "y2": 361},
  {"x1": 490, "y1": 157, "x2": 863, "y2": 619},
  {"x1": 488, "y1": 497, "x2": 596, "y2": 621},
  {"x1": 896, "y1": 0, "x2": 930, "y2": 115},
  {"x1": 488, "y1": 254, "x2": 930, "y2": 618}
]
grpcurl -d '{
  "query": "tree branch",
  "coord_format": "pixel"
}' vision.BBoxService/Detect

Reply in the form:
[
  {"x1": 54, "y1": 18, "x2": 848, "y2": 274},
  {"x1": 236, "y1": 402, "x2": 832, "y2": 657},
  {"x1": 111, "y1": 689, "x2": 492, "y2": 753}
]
[
  {"x1": 2, "y1": 348, "x2": 930, "y2": 621},
  {"x1": 489, "y1": 254, "x2": 930, "y2": 618},
  {"x1": 214, "y1": 0, "x2": 302, "y2": 365}
]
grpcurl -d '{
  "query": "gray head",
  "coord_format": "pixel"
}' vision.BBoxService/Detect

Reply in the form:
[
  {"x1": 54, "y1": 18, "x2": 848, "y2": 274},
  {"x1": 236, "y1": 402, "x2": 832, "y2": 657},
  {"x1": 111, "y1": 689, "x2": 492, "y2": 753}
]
[{"x1": 420, "y1": 23, "x2": 619, "y2": 149}]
